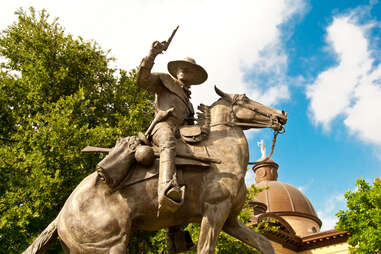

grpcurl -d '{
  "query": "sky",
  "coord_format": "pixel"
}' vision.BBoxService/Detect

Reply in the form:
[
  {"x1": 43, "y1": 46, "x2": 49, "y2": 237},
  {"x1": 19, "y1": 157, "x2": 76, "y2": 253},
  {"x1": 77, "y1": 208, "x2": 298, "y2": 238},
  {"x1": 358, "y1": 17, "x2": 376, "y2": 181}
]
[{"x1": 1, "y1": 0, "x2": 381, "y2": 231}]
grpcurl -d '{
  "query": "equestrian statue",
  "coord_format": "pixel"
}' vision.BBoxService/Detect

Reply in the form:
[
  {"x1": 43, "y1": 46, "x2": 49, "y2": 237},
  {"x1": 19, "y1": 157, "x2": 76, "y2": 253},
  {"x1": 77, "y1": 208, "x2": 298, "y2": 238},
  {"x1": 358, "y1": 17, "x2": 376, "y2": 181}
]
[{"x1": 23, "y1": 27, "x2": 288, "y2": 254}]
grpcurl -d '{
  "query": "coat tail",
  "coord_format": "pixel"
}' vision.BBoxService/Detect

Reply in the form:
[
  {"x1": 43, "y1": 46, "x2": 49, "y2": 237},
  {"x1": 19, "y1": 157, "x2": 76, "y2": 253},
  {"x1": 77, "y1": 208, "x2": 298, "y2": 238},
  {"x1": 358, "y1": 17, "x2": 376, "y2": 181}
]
[{"x1": 22, "y1": 217, "x2": 58, "y2": 254}]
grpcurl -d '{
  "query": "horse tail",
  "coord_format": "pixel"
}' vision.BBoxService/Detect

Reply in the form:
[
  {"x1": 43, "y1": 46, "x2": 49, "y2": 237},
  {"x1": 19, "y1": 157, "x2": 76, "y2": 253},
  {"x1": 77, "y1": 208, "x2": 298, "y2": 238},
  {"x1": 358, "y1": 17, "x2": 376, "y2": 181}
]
[{"x1": 22, "y1": 217, "x2": 58, "y2": 254}]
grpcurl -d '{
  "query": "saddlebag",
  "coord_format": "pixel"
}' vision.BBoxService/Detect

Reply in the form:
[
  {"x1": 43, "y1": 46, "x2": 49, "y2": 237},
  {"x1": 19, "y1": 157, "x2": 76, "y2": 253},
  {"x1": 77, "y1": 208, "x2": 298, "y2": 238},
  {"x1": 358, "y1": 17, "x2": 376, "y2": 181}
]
[
  {"x1": 179, "y1": 125, "x2": 203, "y2": 143},
  {"x1": 96, "y1": 136, "x2": 140, "y2": 189}
]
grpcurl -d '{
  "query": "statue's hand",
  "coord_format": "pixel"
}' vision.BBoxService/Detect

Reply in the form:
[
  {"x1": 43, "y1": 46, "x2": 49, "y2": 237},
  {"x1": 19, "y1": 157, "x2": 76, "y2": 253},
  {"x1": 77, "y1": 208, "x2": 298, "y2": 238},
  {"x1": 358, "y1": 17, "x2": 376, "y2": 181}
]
[
  {"x1": 148, "y1": 26, "x2": 179, "y2": 56},
  {"x1": 150, "y1": 40, "x2": 168, "y2": 56}
]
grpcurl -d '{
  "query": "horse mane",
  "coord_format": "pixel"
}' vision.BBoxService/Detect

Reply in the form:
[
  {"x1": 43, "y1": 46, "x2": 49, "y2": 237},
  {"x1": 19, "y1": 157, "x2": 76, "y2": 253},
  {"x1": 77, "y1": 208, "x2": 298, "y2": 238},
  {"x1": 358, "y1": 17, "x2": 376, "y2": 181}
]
[
  {"x1": 196, "y1": 104, "x2": 211, "y2": 138},
  {"x1": 210, "y1": 97, "x2": 227, "y2": 107},
  {"x1": 196, "y1": 98, "x2": 230, "y2": 135}
]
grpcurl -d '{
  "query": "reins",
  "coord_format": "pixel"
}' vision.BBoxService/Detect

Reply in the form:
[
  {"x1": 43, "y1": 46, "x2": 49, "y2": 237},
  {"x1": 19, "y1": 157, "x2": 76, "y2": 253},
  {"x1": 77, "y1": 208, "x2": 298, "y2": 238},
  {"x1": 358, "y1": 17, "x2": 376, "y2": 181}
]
[
  {"x1": 261, "y1": 127, "x2": 285, "y2": 162},
  {"x1": 210, "y1": 96, "x2": 282, "y2": 130}
]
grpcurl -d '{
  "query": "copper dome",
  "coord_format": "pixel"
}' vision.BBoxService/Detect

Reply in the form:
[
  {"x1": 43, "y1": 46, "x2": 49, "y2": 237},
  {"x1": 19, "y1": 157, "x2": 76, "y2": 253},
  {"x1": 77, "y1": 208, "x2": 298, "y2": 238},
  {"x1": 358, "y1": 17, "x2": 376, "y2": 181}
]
[{"x1": 255, "y1": 180, "x2": 322, "y2": 227}]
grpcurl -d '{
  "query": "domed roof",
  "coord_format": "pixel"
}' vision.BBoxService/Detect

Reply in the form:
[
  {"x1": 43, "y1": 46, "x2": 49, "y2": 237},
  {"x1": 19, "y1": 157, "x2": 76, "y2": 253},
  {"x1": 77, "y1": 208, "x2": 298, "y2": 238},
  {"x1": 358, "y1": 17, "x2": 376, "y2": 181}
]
[{"x1": 255, "y1": 180, "x2": 321, "y2": 226}]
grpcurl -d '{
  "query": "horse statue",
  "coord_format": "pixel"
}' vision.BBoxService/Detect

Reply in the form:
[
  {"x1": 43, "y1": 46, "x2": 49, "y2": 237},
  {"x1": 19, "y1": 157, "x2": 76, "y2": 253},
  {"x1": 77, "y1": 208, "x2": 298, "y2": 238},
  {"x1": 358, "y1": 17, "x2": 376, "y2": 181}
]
[{"x1": 23, "y1": 86, "x2": 287, "y2": 254}]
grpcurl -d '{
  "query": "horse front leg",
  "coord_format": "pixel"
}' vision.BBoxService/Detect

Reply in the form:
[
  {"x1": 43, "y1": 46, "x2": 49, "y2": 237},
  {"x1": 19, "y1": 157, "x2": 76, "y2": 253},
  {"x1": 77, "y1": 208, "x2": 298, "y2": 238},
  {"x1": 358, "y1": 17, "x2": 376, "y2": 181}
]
[
  {"x1": 222, "y1": 217, "x2": 275, "y2": 254},
  {"x1": 197, "y1": 199, "x2": 231, "y2": 254}
]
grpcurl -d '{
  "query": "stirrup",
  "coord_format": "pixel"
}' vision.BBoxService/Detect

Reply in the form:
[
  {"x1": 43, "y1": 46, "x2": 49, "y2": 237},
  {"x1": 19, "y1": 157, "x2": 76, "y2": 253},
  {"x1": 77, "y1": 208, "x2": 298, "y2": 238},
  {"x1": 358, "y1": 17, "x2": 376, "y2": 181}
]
[
  {"x1": 158, "y1": 186, "x2": 185, "y2": 215},
  {"x1": 166, "y1": 185, "x2": 182, "y2": 202}
]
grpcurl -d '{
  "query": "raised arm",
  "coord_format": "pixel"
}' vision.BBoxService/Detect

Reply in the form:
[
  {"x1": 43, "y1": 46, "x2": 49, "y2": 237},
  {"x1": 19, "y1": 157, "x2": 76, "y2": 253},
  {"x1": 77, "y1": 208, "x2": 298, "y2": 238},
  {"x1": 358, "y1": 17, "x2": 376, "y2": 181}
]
[
  {"x1": 136, "y1": 41, "x2": 166, "y2": 93},
  {"x1": 137, "y1": 26, "x2": 179, "y2": 93}
]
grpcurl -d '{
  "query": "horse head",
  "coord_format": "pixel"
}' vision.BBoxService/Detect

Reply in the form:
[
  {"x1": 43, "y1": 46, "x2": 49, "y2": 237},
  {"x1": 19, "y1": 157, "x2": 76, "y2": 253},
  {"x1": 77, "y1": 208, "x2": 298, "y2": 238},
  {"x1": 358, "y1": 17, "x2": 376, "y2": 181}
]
[{"x1": 214, "y1": 86, "x2": 287, "y2": 131}]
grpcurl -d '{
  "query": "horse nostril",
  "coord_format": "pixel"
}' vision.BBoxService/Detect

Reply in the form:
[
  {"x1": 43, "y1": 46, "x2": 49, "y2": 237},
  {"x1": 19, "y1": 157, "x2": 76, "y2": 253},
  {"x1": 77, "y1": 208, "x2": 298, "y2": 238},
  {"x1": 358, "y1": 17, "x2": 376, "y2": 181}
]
[{"x1": 278, "y1": 116, "x2": 287, "y2": 125}]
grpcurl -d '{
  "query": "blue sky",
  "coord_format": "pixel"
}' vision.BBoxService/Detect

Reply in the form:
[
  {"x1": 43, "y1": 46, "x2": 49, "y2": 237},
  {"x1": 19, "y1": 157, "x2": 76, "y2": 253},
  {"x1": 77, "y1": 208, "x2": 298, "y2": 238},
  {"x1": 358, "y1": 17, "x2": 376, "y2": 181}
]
[
  {"x1": 1, "y1": 0, "x2": 381, "y2": 231},
  {"x1": 248, "y1": 0, "x2": 381, "y2": 229}
]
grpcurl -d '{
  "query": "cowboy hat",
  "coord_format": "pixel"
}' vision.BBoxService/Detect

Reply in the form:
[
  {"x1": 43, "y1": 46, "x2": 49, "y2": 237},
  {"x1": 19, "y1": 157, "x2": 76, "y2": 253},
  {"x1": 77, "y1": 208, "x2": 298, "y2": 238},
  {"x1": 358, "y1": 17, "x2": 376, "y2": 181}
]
[{"x1": 167, "y1": 57, "x2": 208, "y2": 85}]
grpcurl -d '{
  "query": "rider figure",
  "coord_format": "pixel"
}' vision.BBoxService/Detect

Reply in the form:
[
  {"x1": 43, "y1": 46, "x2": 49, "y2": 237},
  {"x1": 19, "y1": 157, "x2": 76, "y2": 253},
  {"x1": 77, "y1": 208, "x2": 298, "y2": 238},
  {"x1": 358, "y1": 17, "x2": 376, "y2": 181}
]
[{"x1": 137, "y1": 40, "x2": 207, "y2": 213}]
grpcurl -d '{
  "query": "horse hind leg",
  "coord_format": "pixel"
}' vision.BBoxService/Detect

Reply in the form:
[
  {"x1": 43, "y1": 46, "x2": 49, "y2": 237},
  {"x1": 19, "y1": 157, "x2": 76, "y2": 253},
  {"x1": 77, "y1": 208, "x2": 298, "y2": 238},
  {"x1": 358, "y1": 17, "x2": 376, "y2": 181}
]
[
  {"x1": 59, "y1": 216, "x2": 132, "y2": 254},
  {"x1": 108, "y1": 233, "x2": 130, "y2": 254},
  {"x1": 59, "y1": 239, "x2": 72, "y2": 254},
  {"x1": 59, "y1": 232, "x2": 129, "y2": 254},
  {"x1": 222, "y1": 217, "x2": 275, "y2": 254},
  {"x1": 109, "y1": 215, "x2": 132, "y2": 254}
]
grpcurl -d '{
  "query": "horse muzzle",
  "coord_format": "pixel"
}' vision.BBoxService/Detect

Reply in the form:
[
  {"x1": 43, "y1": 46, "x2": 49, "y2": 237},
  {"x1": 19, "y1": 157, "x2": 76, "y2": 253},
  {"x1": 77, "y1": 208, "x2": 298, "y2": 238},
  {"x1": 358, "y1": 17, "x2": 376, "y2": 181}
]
[
  {"x1": 271, "y1": 111, "x2": 287, "y2": 131},
  {"x1": 277, "y1": 110, "x2": 287, "y2": 125}
]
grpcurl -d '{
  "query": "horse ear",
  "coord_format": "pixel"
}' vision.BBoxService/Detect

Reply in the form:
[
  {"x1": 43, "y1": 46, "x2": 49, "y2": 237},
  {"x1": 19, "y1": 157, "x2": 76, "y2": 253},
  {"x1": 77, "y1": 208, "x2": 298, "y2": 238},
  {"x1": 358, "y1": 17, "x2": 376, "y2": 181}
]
[{"x1": 214, "y1": 86, "x2": 232, "y2": 101}]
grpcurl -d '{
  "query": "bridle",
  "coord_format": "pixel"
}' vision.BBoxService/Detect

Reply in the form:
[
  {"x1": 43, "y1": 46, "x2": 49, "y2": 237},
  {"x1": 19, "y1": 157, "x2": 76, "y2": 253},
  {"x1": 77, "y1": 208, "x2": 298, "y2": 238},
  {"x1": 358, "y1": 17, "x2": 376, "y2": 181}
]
[
  {"x1": 211, "y1": 95, "x2": 285, "y2": 161},
  {"x1": 211, "y1": 95, "x2": 285, "y2": 131}
]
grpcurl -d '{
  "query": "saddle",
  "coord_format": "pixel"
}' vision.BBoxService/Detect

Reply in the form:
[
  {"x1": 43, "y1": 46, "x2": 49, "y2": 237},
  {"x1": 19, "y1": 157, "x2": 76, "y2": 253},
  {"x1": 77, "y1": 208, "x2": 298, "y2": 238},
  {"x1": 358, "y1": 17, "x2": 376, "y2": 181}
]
[
  {"x1": 83, "y1": 135, "x2": 219, "y2": 192},
  {"x1": 84, "y1": 104, "x2": 214, "y2": 191},
  {"x1": 115, "y1": 139, "x2": 212, "y2": 193}
]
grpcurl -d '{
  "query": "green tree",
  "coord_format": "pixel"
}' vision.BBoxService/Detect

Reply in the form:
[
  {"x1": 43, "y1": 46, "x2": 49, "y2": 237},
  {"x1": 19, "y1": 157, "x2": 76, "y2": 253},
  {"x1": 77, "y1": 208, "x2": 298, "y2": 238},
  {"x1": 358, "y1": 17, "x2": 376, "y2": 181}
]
[
  {"x1": 0, "y1": 8, "x2": 153, "y2": 253},
  {"x1": 336, "y1": 178, "x2": 381, "y2": 253}
]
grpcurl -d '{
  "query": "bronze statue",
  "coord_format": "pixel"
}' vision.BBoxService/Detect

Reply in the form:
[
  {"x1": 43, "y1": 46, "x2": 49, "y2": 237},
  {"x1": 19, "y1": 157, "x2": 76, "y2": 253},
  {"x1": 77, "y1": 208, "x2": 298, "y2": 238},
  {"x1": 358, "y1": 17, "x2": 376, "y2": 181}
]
[
  {"x1": 23, "y1": 28, "x2": 287, "y2": 254},
  {"x1": 136, "y1": 26, "x2": 208, "y2": 214}
]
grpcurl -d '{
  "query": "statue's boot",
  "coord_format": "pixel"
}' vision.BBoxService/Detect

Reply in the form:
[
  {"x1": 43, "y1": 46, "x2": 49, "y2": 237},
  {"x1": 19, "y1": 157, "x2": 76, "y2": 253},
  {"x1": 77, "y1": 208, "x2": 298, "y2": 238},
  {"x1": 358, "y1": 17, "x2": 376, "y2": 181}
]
[
  {"x1": 158, "y1": 148, "x2": 184, "y2": 215},
  {"x1": 167, "y1": 185, "x2": 182, "y2": 202}
]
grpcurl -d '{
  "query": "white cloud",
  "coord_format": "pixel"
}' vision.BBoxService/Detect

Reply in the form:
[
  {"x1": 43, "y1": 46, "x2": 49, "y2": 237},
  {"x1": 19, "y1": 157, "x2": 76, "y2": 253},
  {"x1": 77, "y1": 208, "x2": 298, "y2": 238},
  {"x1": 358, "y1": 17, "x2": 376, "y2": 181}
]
[
  {"x1": 245, "y1": 169, "x2": 255, "y2": 187},
  {"x1": 296, "y1": 178, "x2": 314, "y2": 194},
  {"x1": 318, "y1": 213, "x2": 338, "y2": 232},
  {"x1": 317, "y1": 193, "x2": 345, "y2": 231},
  {"x1": 0, "y1": 0, "x2": 305, "y2": 108},
  {"x1": 244, "y1": 129, "x2": 262, "y2": 142},
  {"x1": 306, "y1": 10, "x2": 381, "y2": 145}
]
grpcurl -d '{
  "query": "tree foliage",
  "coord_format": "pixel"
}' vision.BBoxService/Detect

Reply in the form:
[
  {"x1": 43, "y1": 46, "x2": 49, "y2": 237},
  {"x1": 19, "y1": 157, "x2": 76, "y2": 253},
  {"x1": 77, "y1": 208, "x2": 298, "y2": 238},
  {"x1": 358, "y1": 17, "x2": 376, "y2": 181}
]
[
  {"x1": 336, "y1": 178, "x2": 381, "y2": 253},
  {"x1": 0, "y1": 8, "x2": 153, "y2": 253}
]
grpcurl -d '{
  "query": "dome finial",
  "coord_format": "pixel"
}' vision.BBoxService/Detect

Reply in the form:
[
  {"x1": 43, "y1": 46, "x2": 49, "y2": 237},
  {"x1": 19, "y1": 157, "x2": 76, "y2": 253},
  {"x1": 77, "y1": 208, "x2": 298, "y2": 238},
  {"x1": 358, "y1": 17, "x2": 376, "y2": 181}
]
[
  {"x1": 257, "y1": 139, "x2": 267, "y2": 160},
  {"x1": 253, "y1": 139, "x2": 279, "y2": 183}
]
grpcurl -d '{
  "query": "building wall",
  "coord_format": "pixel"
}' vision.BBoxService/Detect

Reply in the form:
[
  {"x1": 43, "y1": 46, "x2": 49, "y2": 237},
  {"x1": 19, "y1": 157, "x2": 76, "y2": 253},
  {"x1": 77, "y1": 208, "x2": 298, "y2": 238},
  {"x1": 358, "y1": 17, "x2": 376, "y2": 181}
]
[
  {"x1": 270, "y1": 241, "x2": 297, "y2": 254},
  {"x1": 269, "y1": 241, "x2": 349, "y2": 254},
  {"x1": 299, "y1": 242, "x2": 349, "y2": 254}
]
